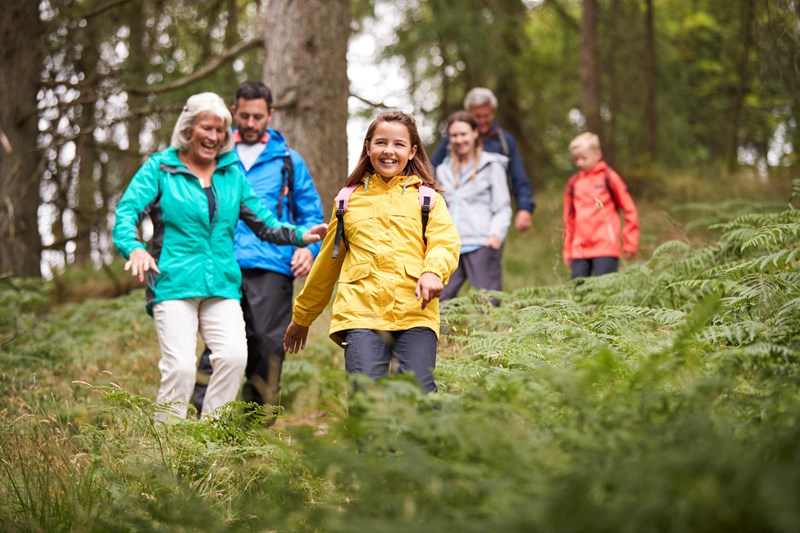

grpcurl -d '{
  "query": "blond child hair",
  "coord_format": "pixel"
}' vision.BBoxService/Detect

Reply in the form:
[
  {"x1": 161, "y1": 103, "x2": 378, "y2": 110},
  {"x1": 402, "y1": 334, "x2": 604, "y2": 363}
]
[{"x1": 569, "y1": 132, "x2": 601, "y2": 154}]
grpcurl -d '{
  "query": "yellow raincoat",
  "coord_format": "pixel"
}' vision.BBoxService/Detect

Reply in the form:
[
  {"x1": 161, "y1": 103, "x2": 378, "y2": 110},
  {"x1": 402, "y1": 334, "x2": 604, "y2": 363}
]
[{"x1": 293, "y1": 173, "x2": 461, "y2": 346}]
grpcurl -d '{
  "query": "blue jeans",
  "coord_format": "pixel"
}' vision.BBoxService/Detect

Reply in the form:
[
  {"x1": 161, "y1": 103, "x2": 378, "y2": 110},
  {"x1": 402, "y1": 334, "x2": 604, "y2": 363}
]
[{"x1": 343, "y1": 328, "x2": 438, "y2": 392}]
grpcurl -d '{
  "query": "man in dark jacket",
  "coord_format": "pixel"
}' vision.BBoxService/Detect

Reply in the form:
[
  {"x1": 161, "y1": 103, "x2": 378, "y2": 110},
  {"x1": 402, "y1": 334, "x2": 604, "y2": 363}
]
[
  {"x1": 430, "y1": 87, "x2": 535, "y2": 232},
  {"x1": 193, "y1": 81, "x2": 324, "y2": 420}
]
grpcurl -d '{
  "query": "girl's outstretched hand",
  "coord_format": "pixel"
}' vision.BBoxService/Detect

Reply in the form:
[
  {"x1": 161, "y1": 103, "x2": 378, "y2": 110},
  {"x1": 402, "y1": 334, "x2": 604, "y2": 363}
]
[
  {"x1": 301, "y1": 223, "x2": 328, "y2": 245},
  {"x1": 124, "y1": 248, "x2": 160, "y2": 283},
  {"x1": 284, "y1": 321, "x2": 310, "y2": 353},
  {"x1": 416, "y1": 272, "x2": 443, "y2": 309}
]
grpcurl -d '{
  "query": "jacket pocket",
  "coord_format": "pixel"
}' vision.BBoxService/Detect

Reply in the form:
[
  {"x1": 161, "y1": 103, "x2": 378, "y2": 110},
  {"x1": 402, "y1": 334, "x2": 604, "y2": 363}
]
[
  {"x1": 404, "y1": 263, "x2": 422, "y2": 280},
  {"x1": 334, "y1": 260, "x2": 374, "y2": 316},
  {"x1": 339, "y1": 261, "x2": 370, "y2": 283}
]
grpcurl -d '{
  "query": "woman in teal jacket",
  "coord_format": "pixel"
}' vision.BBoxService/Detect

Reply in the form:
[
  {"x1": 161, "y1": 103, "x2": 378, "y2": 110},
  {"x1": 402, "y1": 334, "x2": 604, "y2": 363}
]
[{"x1": 113, "y1": 92, "x2": 326, "y2": 421}]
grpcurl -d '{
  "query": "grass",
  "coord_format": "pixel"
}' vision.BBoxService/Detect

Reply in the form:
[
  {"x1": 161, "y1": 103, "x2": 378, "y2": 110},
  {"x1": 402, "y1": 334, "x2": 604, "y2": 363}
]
[{"x1": 1, "y1": 170, "x2": 798, "y2": 531}]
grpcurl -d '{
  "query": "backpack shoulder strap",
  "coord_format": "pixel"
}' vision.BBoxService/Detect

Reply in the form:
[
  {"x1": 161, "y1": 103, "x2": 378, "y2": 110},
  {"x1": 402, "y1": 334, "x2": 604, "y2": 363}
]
[
  {"x1": 276, "y1": 154, "x2": 295, "y2": 222},
  {"x1": 604, "y1": 168, "x2": 620, "y2": 211},
  {"x1": 418, "y1": 185, "x2": 436, "y2": 245},
  {"x1": 567, "y1": 173, "x2": 579, "y2": 218},
  {"x1": 331, "y1": 184, "x2": 359, "y2": 259},
  {"x1": 496, "y1": 127, "x2": 510, "y2": 157}
]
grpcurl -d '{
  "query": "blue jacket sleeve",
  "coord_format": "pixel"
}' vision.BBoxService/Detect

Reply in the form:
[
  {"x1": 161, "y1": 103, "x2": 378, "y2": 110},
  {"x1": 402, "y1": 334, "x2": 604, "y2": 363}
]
[
  {"x1": 288, "y1": 151, "x2": 324, "y2": 258},
  {"x1": 429, "y1": 136, "x2": 449, "y2": 167},
  {"x1": 503, "y1": 132, "x2": 536, "y2": 213}
]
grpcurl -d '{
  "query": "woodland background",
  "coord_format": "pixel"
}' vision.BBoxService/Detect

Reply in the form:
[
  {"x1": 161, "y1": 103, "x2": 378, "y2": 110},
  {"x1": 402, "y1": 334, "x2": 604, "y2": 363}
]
[
  {"x1": 1, "y1": 0, "x2": 798, "y2": 281},
  {"x1": 2, "y1": 2, "x2": 800, "y2": 531}
]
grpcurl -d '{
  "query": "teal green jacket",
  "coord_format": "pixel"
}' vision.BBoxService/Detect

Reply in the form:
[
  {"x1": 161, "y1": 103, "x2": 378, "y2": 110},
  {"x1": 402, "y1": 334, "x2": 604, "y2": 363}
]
[{"x1": 113, "y1": 147, "x2": 305, "y2": 314}]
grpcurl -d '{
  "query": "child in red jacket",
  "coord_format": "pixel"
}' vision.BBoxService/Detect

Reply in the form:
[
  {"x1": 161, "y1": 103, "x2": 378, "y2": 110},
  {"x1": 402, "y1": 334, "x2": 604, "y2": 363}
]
[{"x1": 563, "y1": 132, "x2": 639, "y2": 279}]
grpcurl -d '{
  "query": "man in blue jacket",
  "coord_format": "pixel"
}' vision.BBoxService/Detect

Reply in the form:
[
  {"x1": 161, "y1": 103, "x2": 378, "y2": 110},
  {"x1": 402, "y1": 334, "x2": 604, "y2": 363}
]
[
  {"x1": 193, "y1": 81, "x2": 324, "y2": 418},
  {"x1": 430, "y1": 87, "x2": 535, "y2": 232}
]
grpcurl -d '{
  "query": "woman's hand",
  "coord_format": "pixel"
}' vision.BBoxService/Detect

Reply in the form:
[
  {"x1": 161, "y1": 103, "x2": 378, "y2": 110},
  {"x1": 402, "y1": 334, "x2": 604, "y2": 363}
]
[
  {"x1": 301, "y1": 223, "x2": 328, "y2": 245},
  {"x1": 124, "y1": 248, "x2": 160, "y2": 283},
  {"x1": 284, "y1": 321, "x2": 310, "y2": 353},
  {"x1": 485, "y1": 235, "x2": 503, "y2": 250},
  {"x1": 415, "y1": 272, "x2": 443, "y2": 309}
]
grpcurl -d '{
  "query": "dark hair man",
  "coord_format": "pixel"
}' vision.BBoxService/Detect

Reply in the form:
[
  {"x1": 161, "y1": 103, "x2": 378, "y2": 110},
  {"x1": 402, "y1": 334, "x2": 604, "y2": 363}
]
[{"x1": 193, "y1": 81, "x2": 324, "y2": 422}]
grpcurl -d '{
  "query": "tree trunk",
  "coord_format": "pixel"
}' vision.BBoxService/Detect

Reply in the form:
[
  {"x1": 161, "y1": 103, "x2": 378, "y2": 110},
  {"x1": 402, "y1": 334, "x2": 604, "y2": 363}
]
[
  {"x1": 580, "y1": 0, "x2": 602, "y2": 135},
  {"x1": 606, "y1": 0, "x2": 621, "y2": 165},
  {"x1": 0, "y1": 1, "x2": 43, "y2": 277},
  {"x1": 727, "y1": 0, "x2": 754, "y2": 173},
  {"x1": 263, "y1": 0, "x2": 351, "y2": 215},
  {"x1": 497, "y1": 0, "x2": 537, "y2": 192},
  {"x1": 643, "y1": 0, "x2": 657, "y2": 163},
  {"x1": 73, "y1": 23, "x2": 101, "y2": 266}
]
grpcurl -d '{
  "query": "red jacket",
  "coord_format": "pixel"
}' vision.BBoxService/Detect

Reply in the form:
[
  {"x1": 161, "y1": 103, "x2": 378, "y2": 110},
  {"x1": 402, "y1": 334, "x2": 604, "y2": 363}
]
[{"x1": 562, "y1": 160, "x2": 639, "y2": 264}]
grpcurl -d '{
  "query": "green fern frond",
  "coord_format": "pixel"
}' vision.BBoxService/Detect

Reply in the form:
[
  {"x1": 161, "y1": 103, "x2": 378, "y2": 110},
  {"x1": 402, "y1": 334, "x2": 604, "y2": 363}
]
[
  {"x1": 710, "y1": 342, "x2": 800, "y2": 370},
  {"x1": 719, "y1": 227, "x2": 758, "y2": 249},
  {"x1": 598, "y1": 306, "x2": 686, "y2": 329},
  {"x1": 647, "y1": 240, "x2": 692, "y2": 268},
  {"x1": 699, "y1": 320, "x2": 768, "y2": 345},
  {"x1": 740, "y1": 223, "x2": 800, "y2": 251},
  {"x1": 666, "y1": 246, "x2": 721, "y2": 277},
  {"x1": 720, "y1": 275, "x2": 799, "y2": 310},
  {"x1": 703, "y1": 249, "x2": 799, "y2": 280},
  {"x1": 711, "y1": 211, "x2": 786, "y2": 232}
]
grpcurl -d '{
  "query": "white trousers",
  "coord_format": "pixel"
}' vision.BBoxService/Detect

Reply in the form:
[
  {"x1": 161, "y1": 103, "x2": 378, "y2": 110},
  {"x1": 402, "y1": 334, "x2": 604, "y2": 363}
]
[{"x1": 152, "y1": 298, "x2": 247, "y2": 421}]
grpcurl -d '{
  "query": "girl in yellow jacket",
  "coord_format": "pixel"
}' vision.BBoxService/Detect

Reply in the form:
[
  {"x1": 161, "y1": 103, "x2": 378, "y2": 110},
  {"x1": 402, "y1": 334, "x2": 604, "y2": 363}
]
[{"x1": 283, "y1": 111, "x2": 460, "y2": 392}]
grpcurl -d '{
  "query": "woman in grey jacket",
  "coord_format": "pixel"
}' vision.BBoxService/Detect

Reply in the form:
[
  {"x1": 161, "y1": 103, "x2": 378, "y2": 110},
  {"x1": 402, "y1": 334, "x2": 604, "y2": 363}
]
[{"x1": 435, "y1": 111, "x2": 512, "y2": 301}]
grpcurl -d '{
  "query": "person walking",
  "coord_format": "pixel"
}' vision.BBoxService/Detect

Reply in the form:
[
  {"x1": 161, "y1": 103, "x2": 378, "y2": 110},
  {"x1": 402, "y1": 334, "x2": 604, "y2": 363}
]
[
  {"x1": 430, "y1": 87, "x2": 535, "y2": 232},
  {"x1": 113, "y1": 92, "x2": 326, "y2": 421},
  {"x1": 562, "y1": 132, "x2": 639, "y2": 278},
  {"x1": 193, "y1": 81, "x2": 324, "y2": 418},
  {"x1": 283, "y1": 111, "x2": 460, "y2": 393},
  {"x1": 436, "y1": 111, "x2": 511, "y2": 302}
]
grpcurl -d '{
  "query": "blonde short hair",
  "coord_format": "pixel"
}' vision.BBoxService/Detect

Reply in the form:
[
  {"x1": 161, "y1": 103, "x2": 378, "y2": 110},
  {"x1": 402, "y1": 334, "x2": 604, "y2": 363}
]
[
  {"x1": 170, "y1": 92, "x2": 235, "y2": 154},
  {"x1": 569, "y1": 132, "x2": 601, "y2": 153}
]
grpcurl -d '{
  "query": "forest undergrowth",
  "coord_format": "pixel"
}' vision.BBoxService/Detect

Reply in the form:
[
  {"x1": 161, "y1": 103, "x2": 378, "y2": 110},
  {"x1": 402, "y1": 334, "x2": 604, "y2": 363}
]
[{"x1": 1, "y1": 178, "x2": 799, "y2": 532}]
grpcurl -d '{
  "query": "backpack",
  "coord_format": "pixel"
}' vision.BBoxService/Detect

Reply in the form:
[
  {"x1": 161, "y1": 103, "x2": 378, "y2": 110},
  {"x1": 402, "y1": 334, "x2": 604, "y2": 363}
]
[
  {"x1": 331, "y1": 184, "x2": 436, "y2": 259},
  {"x1": 495, "y1": 127, "x2": 510, "y2": 158},
  {"x1": 567, "y1": 168, "x2": 619, "y2": 219},
  {"x1": 275, "y1": 155, "x2": 294, "y2": 223}
]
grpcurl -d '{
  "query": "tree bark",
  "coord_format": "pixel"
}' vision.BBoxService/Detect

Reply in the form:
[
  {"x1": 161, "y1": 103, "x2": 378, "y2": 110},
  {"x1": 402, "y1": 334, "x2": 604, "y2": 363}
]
[
  {"x1": 644, "y1": 0, "x2": 657, "y2": 163},
  {"x1": 580, "y1": 0, "x2": 602, "y2": 135},
  {"x1": 0, "y1": 1, "x2": 43, "y2": 277},
  {"x1": 727, "y1": 0, "x2": 754, "y2": 173},
  {"x1": 606, "y1": 0, "x2": 621, "y2": 165},
  {"x1": 263, "y1": 0, "x2": 351, "y2": 214}
]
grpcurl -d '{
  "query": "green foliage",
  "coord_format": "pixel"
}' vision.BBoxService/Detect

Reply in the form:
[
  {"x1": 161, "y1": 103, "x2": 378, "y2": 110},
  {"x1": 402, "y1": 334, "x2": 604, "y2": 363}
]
[
  {"x1": 379, "y1": 0, "x2": 800, "y2": 183},
  {"x1": 3, "y1": 181, "x2": 800, "y2": 530}
]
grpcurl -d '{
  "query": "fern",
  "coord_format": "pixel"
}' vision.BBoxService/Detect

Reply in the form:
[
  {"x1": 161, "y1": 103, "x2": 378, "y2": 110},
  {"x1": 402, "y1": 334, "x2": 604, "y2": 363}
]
[
  {"x1": 740, "y1": 223, "x2": 800, "y2": 251},
  {"x1": 698, "y1": 320, "x2": 768, "y2": 345}
]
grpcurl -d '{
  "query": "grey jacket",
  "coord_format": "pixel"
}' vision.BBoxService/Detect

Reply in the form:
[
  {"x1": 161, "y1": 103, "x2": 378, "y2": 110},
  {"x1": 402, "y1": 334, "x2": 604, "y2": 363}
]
[{"x1": 435, "y1": 151, "x2": 512, "y2": 250}]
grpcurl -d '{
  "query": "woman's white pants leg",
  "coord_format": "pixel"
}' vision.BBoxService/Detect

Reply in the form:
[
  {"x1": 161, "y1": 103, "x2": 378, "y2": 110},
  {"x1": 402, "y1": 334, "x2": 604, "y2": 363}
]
[{"x1": 152, "y1": 298, "x2": 247, "y2": 421}]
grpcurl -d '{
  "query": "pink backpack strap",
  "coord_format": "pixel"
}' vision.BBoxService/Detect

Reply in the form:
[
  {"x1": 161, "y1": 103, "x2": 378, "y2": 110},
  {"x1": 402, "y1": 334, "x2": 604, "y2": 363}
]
[
  {"x1": 331, "y1": 185, "x2": 359, "y2": 258},
  {"x1": 334, "y1": 185, "x2": 359, "y2": 214},
  {"x1": 418, "y1": 185, "x2": 436, "y2": 209}
]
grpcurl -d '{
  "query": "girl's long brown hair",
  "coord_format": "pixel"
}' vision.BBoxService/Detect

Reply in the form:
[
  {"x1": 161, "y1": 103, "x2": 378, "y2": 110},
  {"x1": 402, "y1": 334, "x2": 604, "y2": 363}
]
[{"x1": 345, "y1": 111, "x2": 441, "y2": 191}]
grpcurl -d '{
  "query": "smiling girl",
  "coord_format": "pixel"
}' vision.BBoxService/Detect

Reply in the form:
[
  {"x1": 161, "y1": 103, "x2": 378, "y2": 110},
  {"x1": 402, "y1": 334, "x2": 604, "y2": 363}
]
[{"x1": 283, "y1": 111, "x2": 460, "y2": 392}]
